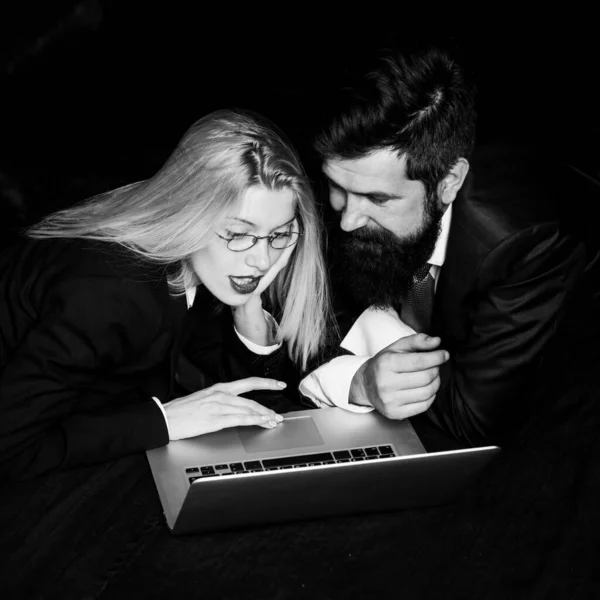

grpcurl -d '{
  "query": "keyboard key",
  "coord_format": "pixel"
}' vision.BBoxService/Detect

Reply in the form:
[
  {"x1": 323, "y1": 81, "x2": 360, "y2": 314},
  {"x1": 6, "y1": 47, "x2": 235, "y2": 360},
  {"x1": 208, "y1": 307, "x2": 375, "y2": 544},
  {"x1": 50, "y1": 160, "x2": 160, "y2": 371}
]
[
  {"x1": 308, "y1": 462, "x2": 322, "y2": 466},
  {"x1": 337, "y1": 459, "x2": 351, "y2": 463},
  {"x1": 201, "y1": 466, "x2": 215, "y2": 475},
  {"x1": 351, "y1": 449, "x2": 366, "y2": 458},
  {"x1": 379, "y1": 454, "x2": 394, "y2": 459},
  {"x1": 351, "y1": 457, "x2": 365, "y2": 461},
  {"x1": 324, "y1": 461, "x2": 335, "y2": 465},
  {"x1": 378, "y1": 445, "x2": 394, "y2": 455},
  {"x1": 244, "y1": 461, "x2": 262, "y2": 470},
  {"x1": 365, "y1": 456, "x2": 378, "y2": 460},
  {"x1": 215, "y1": 464, "x2": 228, "y2": 471},
  {"x1": 221, "y1": 472, "x2": 234, "y2": 476},
  {"x1": 185, "y1": 467, "x2": 199, "y2": 473},
  {"x1": 333, "y1": 450, "x2": 351, "y2": 460},
  {"x1": 365, "y1": 447, "x2": 380, "y2": 456},
  {"x1": 189, "y1": 476, "x2": 201, "y2": 483},
  {"x1": 230, "y1": 463, "x2": 245, "y2": 472}
]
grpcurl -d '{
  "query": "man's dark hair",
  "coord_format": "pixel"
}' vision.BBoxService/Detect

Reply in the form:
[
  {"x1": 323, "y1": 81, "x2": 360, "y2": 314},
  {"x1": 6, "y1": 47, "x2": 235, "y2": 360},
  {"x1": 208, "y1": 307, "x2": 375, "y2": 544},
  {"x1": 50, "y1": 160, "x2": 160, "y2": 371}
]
[{"x1": 314, "y1": 46, "x2": 477, "y2": 197}]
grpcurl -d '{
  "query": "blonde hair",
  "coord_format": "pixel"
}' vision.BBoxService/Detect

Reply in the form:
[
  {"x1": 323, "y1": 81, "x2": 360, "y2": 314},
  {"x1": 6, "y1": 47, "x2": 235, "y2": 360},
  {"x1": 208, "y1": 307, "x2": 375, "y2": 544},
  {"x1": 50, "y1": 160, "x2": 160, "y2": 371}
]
[{"x1": 28, "y1": 109, "x2": 332, "y2": 370}]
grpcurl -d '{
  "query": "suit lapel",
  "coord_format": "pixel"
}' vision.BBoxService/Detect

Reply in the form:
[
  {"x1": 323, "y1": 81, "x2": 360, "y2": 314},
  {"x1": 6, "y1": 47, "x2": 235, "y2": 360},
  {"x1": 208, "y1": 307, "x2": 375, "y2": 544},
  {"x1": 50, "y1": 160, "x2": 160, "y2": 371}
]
[
  {"x1": 432, "y1": 196, "x2": 488, "y2": 342},
  {"x1": 168, "y1": 292, "x2": 196, "y2": 399}
]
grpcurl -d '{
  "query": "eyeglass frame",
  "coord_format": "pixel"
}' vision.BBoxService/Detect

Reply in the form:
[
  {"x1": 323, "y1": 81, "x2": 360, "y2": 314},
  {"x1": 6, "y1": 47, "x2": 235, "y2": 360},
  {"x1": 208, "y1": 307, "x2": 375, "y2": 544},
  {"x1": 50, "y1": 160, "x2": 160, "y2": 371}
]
[{"x1": 215, "y1": 230, "x2": 304, "y2": 252}]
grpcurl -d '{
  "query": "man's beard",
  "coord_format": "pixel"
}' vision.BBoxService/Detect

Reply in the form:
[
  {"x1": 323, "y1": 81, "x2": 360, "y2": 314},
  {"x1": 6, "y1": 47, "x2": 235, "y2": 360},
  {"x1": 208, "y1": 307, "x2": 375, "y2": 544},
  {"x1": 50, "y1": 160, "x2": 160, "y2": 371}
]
[{"x1": 328, "y1": 192, "x2": 444, "y2": 316}]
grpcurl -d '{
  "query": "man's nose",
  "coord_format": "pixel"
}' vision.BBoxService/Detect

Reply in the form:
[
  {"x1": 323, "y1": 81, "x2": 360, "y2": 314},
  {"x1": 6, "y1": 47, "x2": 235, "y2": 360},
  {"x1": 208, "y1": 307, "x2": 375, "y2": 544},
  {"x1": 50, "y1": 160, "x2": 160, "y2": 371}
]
[
  {"x1": 339, "y1": 196, "x2": 369, "y2": 232},
  {"x1": 245, "y1": 238, "x2": 271, "y2": 271}
]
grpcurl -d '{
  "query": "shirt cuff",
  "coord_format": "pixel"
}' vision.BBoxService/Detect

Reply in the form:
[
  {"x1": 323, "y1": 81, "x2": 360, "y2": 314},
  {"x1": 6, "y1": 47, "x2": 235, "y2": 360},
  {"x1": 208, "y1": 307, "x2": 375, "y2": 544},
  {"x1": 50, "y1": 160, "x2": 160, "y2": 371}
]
[
  {"x1": 340, "y1": 305, "x2": 415, "y2": 356},
  {"x1": 234, "y1": 310, "x2": 282, "y2": 355},
  {"x1": 152, "y1": 397, "x2": 171, "y2": 439},
  {"x1": 299, "y1": 355, "x2": 374, "y2": 413}
]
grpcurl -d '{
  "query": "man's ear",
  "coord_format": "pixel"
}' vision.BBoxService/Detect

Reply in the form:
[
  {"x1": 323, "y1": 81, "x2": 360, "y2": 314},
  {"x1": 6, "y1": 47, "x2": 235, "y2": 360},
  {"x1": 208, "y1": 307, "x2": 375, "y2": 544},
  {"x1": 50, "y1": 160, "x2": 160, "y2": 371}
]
[{"x1": 438, "y1": 158, "x2": 470, "y2": 206}]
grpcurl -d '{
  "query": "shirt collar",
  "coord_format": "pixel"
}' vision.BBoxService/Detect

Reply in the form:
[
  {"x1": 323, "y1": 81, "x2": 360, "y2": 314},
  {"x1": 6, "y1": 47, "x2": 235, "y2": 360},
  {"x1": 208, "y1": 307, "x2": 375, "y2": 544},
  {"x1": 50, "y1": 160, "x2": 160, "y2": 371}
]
[{"x1": 427, "y1": 203, "x2": 452, "y2": 268}]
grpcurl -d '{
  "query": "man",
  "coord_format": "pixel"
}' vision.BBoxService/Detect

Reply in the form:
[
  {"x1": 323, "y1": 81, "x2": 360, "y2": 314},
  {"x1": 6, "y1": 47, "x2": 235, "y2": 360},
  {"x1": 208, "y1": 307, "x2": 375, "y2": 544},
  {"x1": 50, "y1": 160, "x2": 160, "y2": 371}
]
[{"x1": 299, "y1": 46, "x2": 586, "y2": 449}]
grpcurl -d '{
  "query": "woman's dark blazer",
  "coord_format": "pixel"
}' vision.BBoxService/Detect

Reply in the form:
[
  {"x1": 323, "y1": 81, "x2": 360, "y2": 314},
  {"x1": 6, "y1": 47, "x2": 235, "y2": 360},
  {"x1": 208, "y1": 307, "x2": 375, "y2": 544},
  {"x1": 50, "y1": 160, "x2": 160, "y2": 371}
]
[{"x1": 0, "y1": 237, "x2": 292, "y2": 479}]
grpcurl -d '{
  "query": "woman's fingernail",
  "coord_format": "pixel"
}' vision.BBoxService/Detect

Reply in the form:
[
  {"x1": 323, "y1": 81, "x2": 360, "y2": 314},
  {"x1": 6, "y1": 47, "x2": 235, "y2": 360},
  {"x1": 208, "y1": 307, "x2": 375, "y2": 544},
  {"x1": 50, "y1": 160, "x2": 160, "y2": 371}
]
[
  {"x1": 444, "y1": 351, "x2": 450, "y2": 360},
  {"x1": 275, "y1": 414, "x2": 284, "y2": 422},
  {"x1": 269, "y1": 420, "x2": 278, "y2": 427},
  {"x1": 277, "y1": 381, "x2": 287, "y2": 388}
]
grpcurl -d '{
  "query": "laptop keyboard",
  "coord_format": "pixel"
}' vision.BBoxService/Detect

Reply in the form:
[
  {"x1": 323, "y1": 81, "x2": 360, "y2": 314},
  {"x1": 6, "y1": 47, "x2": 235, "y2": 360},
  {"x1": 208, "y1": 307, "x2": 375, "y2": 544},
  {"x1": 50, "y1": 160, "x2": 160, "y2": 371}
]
[{"x1": 186, "y1": 445, "x2": 396, "y2": 484}]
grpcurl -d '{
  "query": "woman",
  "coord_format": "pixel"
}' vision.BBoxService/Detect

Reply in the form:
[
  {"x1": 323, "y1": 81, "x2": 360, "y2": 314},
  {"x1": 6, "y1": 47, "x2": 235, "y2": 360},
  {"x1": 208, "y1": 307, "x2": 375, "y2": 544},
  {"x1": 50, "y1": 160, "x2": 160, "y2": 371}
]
[{"x1": 0, "y1": 109, "x2": 331, "y2": 480}]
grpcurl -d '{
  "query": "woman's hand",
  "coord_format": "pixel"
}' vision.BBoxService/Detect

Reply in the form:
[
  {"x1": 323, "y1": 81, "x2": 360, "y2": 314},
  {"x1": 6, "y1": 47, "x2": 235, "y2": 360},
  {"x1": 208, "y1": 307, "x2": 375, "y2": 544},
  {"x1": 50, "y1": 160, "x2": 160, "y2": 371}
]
[
  {"x1": 163, "y1": 377, "x2": 286, "y2": 441},
  {"x1": 232, "y1": 219, "x2": 300, "y2": 345},
  {"x1": 231, "y1": 295, "x2": 273, "y2": 346},
  {"x1": 252, "y1": 218, "x2": 301, "y2": 298}
]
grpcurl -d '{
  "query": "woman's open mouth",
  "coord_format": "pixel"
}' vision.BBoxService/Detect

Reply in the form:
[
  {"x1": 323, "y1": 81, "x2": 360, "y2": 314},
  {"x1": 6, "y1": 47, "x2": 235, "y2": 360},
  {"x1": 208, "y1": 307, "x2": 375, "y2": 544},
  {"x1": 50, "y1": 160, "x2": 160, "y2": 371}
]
[{"x1": 229, "y1": 276, "x2": 261, "y2": 295}]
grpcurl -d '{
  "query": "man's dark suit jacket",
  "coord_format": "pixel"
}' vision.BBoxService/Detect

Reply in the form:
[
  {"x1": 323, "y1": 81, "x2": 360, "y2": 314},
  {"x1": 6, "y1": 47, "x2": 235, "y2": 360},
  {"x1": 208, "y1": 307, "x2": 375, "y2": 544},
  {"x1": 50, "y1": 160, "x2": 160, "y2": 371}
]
[
  {"x1": 331, "y1": 145, "x2": 587, "y2": 450},
  {"x1": 0, "y1": 238, "x2": 292, "y2": 480}
]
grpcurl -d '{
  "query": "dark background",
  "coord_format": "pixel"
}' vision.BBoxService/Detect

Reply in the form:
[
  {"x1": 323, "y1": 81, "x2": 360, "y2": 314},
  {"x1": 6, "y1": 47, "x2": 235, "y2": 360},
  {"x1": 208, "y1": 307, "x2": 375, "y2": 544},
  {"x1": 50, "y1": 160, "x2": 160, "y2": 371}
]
[
  {"x1": 2, "y1": 5, "x2": 600, "y2": 598},
  {"x1": 1, "y1": 2, "x2": 597, "y2": 229}
]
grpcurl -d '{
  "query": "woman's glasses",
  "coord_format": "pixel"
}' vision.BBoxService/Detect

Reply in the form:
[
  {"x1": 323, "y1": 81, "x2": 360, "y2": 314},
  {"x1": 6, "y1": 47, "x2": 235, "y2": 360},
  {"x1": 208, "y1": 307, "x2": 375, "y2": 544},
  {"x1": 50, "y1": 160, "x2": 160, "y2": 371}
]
[{"x1": 216, "y1": 231, "x2": 303, "y2": 252}]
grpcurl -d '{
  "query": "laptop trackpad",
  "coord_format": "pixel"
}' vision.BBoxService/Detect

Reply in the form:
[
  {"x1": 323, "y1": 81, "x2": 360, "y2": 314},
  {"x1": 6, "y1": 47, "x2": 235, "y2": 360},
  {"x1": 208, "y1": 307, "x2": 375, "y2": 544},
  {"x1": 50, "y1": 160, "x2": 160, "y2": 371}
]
[{"x1": 238, "y1": 416, "x2": 324, "y2": 454}]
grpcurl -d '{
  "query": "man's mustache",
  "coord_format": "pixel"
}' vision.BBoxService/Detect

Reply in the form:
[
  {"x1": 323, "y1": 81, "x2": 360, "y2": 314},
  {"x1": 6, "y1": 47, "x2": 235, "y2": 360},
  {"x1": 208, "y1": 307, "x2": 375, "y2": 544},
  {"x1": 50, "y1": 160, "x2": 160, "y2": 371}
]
[{"x1": 331, "y1": 222, "x2": 396, "y2": 247}]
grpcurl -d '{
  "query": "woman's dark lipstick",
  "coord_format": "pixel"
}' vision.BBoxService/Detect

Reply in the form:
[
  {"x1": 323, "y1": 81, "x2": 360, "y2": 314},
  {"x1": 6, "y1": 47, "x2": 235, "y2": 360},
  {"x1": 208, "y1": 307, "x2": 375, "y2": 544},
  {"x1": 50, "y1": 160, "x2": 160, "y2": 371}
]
[{"x1": 229, "y1": 276, "x2": 261, "y2": 295}]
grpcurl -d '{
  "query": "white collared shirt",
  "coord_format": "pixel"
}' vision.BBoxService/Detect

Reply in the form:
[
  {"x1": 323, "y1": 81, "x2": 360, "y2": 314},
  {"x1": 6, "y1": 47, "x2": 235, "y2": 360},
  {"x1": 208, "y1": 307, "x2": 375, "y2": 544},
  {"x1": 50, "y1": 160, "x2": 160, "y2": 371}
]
[{"x1": 298, "y1": 205, "x2": 453, "y2": 412}]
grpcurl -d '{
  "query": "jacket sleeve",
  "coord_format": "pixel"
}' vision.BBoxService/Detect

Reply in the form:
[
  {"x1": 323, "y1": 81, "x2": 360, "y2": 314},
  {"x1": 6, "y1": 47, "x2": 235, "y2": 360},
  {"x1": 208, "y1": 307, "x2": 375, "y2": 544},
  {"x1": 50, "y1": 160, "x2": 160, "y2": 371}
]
[
  {"x1": 0, "y1": 277, "x2": 170, "y2": 480},
  {"x1": 423, "y1": 224, "x2": 586, "y2": 446}
]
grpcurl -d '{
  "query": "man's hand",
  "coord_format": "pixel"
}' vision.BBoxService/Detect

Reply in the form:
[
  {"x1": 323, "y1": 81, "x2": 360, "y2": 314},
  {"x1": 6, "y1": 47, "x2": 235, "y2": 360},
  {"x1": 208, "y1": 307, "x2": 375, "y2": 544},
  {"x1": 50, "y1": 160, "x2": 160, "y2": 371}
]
[
  {"x1": 164, "y1": 378, "x2": 286, "y2": 441},
  {"x1": 349, "y1": 333, "x2": 449, "y2": 420}
]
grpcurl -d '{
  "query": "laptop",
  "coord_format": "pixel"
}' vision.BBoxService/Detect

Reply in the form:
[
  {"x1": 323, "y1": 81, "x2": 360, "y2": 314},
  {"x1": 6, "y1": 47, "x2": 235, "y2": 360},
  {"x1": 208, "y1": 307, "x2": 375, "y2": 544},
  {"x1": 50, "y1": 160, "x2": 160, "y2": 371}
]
[{"x1": 146, "y1": 406, "x2": 500, "y2": 535}]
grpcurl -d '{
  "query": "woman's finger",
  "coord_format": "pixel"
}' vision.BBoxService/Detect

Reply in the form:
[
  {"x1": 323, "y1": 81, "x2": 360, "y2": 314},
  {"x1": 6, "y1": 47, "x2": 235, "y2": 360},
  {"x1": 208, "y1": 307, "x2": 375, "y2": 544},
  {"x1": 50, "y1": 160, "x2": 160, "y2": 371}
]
[
  {"x1": 218, "y1": 377, "x2": 287, "y2": 397},
  {"x1": 202, "y1": 400, "x2": 265, "y2": 416},
  {"x1": 217, "y1": 396, "x2": 282, "y2": 421},
  {"x1": 204, "y1": 393, "x2": 280, "y2": 418},
  {"x1": 216, "y1": 412, "x2": 281, "y2": 430}
]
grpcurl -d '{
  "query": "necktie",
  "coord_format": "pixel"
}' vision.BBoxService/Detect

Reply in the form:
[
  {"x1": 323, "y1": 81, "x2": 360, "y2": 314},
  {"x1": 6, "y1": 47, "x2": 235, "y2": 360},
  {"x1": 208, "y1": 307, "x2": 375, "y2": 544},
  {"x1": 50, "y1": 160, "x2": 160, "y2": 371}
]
[{"x1": 400, "y1": 263, "x2": 435, "y2": 334}]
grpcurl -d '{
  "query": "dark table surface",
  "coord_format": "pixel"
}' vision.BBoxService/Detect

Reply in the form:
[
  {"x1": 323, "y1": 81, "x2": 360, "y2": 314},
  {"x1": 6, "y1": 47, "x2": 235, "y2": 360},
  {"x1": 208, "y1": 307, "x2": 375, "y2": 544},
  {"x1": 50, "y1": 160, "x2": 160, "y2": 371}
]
[{"x1": 2, "y1": 320, "x2": 600, "y2": 600}]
